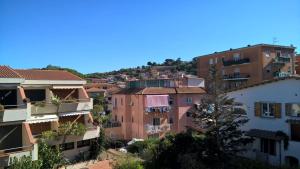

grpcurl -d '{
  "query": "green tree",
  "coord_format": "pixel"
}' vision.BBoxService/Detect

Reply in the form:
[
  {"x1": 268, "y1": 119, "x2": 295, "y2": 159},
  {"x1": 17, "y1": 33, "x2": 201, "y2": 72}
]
[
  {"x1": 90, "y1": 127, "x2": 106, "y2": 159},
  {"x1": 191, "y1": 65, "x2": 253, "y2": 168},
  {"x1": 38, "y1": 141, "x2": 66, "y2": 169},
  {"x1": 115, "y1": 157, "x2": 144, "y2": 169},
  {"x1": 9, "y1": 156, "x2": 42, "y2": 169}
]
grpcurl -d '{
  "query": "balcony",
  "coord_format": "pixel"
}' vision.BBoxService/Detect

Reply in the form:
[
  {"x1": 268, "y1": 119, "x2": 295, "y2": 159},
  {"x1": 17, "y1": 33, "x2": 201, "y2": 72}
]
[
  {"x1": 144, "y1": 124, "x2": 171, "y2": 134},
  {"x1": 0, "y1": 145, "x2": 34, "y2": 167},
  {"x1": 222, "y1": 58, "x2": 250, "y2": 66},
  {"x1": 273, "y1": 71, "x2": 291, "y2": 78},
  {"x1": 223, "y1": 73, "x2": 250, "y2": 81},
  {"x1": 0, "y1": 104, "x2": 28, "y2": 122},
  {"x1": 30, "y1": 98, "x2": 93, "y2": 115},
  {"x1": 273, "y1": 56, "x2": 291, "y2": 64},
  {"x1": 103, "y1": 121, "x2": 122, "y2": 128}
]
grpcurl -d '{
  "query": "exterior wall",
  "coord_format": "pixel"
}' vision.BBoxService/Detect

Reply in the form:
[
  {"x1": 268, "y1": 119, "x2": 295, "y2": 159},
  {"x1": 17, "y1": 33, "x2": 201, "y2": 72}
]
[
  {"x1": 110, "y1": 92, "x2": 205, "y2": 140},
  {"x1": 198, "y1": 45, "x2": 295, "y2": 89},
  {"x1": 227, "y1": 79, "x2": 300, "y2": 166}
]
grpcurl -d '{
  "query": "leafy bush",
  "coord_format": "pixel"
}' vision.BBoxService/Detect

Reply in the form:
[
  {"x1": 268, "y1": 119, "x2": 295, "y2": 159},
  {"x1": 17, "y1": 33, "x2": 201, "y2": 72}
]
[
  {"x1": 9, "y1": 156, "x2": 42, "y2": 169},
  {"x1": 114, "y1": 158, "x2": 144, "y2": 169}
]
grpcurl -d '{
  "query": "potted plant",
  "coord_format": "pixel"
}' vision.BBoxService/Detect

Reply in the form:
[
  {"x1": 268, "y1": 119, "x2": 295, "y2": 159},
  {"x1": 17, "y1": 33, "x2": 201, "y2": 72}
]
[{"x1": 0, "y1": 104, "x2": 4, "y2": 113}]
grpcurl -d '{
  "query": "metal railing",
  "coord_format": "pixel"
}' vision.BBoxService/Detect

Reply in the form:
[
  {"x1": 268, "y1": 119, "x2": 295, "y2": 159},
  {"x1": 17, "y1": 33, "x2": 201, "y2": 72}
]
[
  {"x1": 222, "y1": 58, "x2": 250, "y2": 66},
  {"x1": 103, "y1": 121, "x2": 122, "y2": 128},
  {"x1": 223, "y1": 73, "x2": 250, "y2": 80},
  {"x1": 0, "y1": 145, "x2": 33, "y2": 158},
  {"x1": 145, "y1": 124, "x2": 171, "y2": 134},
  {"x1": 273, "y1": 56, "x2": 291, "y2": 64}
]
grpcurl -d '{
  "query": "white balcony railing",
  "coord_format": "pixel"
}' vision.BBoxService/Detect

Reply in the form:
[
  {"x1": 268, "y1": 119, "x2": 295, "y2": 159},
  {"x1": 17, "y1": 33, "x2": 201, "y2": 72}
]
[
  {"x1": 30, "y1": 98, "x2": 93, "y2": 115},
  {"x1": 0, "y1": 104, "x2": 28, "y2": 122},
  {"x1": 145, "y1": 124, "x2": 171, "y2": 134}
]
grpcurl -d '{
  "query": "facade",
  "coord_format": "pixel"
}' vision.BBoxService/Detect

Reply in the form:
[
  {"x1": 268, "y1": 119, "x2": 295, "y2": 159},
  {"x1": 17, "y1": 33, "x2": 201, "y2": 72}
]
[
  {"x1": 197, "y1": 44, "x2": 296, "y2": 90},
  {"x1": 227, "y1": 77, "x2": 300, "y2": 167},
  {"x1": 105, "y1": 78, "x2": 206, "y2": 140},
  {"x1": 0, "y1": 66, "x2": 98, "y2": 168},
  {"x1": 295, "y1": 55, "x2": 300, "y2": 74}
]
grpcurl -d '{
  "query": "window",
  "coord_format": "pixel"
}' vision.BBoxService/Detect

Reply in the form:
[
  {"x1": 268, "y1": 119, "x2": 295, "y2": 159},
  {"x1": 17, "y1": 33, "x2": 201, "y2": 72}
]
[
  {"x1": 234, "y1": 68, "x2": 240, "y2": 73},
  {"x1": 169, "y1": 97, "x2": 174, "y2": 105},
  {"x1": 121, "y1": 98, "x2": 123, "y2": 105},
  {"x1": 286, "y1": 103, "x2": 300, "y2": 117},
  {"x1": 115, "y1": 115, "x2": 117, "y2": 121},
  {"x1": 153, "y1": 118, "x2": 160, "y2": 126},
  {"x1": 291, "y1": 124, "x2": 300, "y2": 141},
  {"x1": 261, "y1": 103, "x2": 275, "y2": 117},
  {"x1": 113, "y1": 98, "x2": 117, "y2": 107},
  {"x1": 264, "y1": 50, "x2": 271, "y2": 57},
  {"x1": 215, "y1": 58, "x2": 218, "y2": 64},
  {"x1": 260, "y1": 138, "x2": 276, "y2": 155},
  {"x1": 77, "y1": 139, "x2": 91, "y2": 148},
  {"x1": 169, "y1": 118, "x2": 173, "y2": 124},
  {"x1": 209, "y1": 58, "x2": 213, "y2": 65},
  {"x1": 25, "y1": 89, "x2": 46, "y2": 102},
  {"x1": 255, "y1": 102, "x2": 281, "y2": 118},
  {"x1": 276, "y1": 50, "x2": 281, "y2": 57},
  {"x1": 233, "y1": 53, "x2": 240, "y2": 61},
  {"x1": 186, "y1": 111, "x2": 191, "y2": 117},
  {"x1": 121, "y1": 116, "x2": 123, "y2": 123},
  {"x1": 60, "y1": 142, "x2": 74, "y2": 151},
  {"x1": 186, "y1": 97, "x2": 192, "y2": 104}
]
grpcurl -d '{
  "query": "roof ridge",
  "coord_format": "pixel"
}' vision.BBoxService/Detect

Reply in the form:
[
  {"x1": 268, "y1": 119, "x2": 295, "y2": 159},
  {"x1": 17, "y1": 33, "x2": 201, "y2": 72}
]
[{"x1": 6, "y1": 66, "x2": 23, "y2": 78}]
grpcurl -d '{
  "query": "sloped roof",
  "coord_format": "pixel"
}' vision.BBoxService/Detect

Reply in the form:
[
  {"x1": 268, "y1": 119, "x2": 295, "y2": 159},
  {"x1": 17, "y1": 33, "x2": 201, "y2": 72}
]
[
  {"x1": 227, "y1": 76, "x2": 300, "y2": 93},
  {"x1": 175, "y1": 87, "x2": 206, "y2": 94},
  {"x1": 116, "y1": 87, "x2": 206, "y2": 95},
  {"x1": 15, "y1": 69, "x2": 83, "y2": 81},
  {"x1": 0, "y1": 66, "x2": 22, "y2": 78},
  {"x1": 86, "y1": 87, "x2": 106, "y2": 93}
]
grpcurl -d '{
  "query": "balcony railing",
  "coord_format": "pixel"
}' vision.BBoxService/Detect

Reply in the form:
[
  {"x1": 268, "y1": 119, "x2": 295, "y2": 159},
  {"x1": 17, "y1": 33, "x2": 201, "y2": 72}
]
[
  {"x1": 103, "y1": 121, "x2": 122, "y2": 128},
  {"x1": 145, "y1": 124, "x2": 171, "y2": 134},
  {"x1": 222, "y1": 58, "x2": 250, "y2": 66},
  {"x1": 0, "y1": 145, "x2": 33, "y2": 167},
  {"x1": 273, "y1": 71, "x2": 291, "y2": 78},
  {"x1": 0, "y1": 104, "x2": 28, "y2": 122},
  {"x1": 145, "y1": 106, "x2": 170, "y2": 113},
  {"x1": 273, "y1": 56, "x2": 291, "y2": 64},
  {"x1": 31, "y1": 98, "x2": 93, "y2": 115},
  {"x1": 223, "y1": 73, "x2": 250, "y2": 81}
]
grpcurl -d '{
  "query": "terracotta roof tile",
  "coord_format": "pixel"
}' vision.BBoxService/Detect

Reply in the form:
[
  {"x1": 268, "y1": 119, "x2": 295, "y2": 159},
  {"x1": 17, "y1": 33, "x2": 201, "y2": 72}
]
[
  {"x1": 175, "y1": 87, "x2": 206, "y2": 94},
  {"x1": 15, "y1": 69, "x2": 83, "y2": 81},
  {"x1": 140, "y1": 87, "x2": 176, "y2": 94},
  {"x1": 0, "y1": 66, "x2": 22, "y2": 78},
  {"x1": 86, "y1": 87, "x2": 106, "y2": 93}
]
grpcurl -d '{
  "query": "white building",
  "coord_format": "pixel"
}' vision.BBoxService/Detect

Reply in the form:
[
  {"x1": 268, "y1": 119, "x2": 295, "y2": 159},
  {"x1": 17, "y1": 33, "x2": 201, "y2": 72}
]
[{"x1": 227, "y1": 76, "x2": 300, "y2": 167}]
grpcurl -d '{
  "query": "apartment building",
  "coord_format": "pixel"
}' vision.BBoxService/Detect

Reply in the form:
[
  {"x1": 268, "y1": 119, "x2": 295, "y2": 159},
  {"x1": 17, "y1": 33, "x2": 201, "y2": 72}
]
[
  {"x1": 226, "y1": 77, "x2": 300, "y2": 167},
  {"x1": 105, "y1": 77, "x2": 206, "y2": 140},
  {"x1": 295, "y1": 55, "x2": 300, "y2": 74},
  {"x1": 0, "y1": 66, "x2": 98, "y2": 168},
  {"x1": 197, "y1": 44, "x2": 296, "y2": 90}
]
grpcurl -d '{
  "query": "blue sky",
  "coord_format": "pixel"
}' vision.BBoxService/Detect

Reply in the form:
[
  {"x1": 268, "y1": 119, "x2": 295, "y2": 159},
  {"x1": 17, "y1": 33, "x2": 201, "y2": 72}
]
[{"x1": 0, "y1": 0, "x2": 299, "y2": 74}]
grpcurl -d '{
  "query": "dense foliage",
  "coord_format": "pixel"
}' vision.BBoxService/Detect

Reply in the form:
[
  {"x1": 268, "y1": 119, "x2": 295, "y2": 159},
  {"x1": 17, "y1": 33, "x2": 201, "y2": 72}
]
[{"x1": 9, "y1": 156, "x2": 42, "y2": 169}]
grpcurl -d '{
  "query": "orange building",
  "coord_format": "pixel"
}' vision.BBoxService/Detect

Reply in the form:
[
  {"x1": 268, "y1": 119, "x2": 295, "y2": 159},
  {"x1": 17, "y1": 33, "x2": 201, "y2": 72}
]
[
  {"x1": 105, "y1": 78, "x2": 206, "y2": 140},
  {"x1": 197, "y1": 44, "x2": 296, "y2": 89},
  {"x1": 295, "y1": 55, "x2": 300, "y2": 74}
]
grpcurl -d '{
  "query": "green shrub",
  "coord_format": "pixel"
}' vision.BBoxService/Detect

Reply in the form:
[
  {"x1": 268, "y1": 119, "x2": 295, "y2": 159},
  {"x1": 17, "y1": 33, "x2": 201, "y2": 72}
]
[{"x1": 114, "y1": 158, "x2": 144, "y2": 169}]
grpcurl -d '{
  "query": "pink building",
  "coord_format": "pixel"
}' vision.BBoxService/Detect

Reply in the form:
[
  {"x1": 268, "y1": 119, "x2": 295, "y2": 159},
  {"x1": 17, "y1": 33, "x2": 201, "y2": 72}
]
[{"x1": 105, "y1": 78, "x2": 206, "y2": 140}]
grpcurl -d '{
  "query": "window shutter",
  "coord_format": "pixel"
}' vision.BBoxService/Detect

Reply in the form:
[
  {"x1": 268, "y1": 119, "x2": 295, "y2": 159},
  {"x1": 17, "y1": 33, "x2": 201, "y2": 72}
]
[
  {"x1": 275, "y1": 103, "x2": 282, "y2": 118},
  {"x1": 255, "y1": 102, "x2": 261, "y2": 117},
  {"x1": 285, "y1": 103, "x2": 291, "y2": 116}
]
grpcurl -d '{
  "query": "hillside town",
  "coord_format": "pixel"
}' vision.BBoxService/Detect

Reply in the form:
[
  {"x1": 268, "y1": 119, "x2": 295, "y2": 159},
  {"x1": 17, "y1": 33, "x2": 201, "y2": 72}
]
[{"x1": 1, "y1": 43, "x2": 300, "y2": 169}]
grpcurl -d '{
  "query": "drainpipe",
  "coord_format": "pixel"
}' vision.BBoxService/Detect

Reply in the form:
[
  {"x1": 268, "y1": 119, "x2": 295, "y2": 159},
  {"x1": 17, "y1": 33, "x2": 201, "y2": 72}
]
[{"x1": 279, "y1": 140, "x2": 282, "y2": 168}]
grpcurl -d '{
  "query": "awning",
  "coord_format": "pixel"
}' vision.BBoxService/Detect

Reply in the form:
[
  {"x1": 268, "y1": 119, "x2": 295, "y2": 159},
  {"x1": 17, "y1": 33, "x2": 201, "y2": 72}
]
[
  {"x1": 286, "y1": 119, "x2": 300, "y2": 124},
  {"x1": 145, "y1": 95, "x2": 169, "y2": 108},
  {"x1": 247, "y1": 129, "x2": 285, "y2": 140},
  {"x1": 59, "y1": 111, "x2": 90, "y2": 117},
  {"x1": 27, "y1": 114, "x2": 58, "y2": 124},
  {"x1": 52, "y1": 86, "x2": 83, "y2": 89}
]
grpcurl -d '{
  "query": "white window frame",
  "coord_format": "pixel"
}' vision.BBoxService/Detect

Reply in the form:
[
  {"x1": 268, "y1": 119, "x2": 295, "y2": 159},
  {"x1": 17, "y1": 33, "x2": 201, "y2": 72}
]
[
  {"x1": 261, "y1": 102, "x2": 275, "y2": 118},
  {"x1": 233, "y1": 53, "x2": 240, "y2": 61},
  {"x1": 209, "y1": 58, "x2": 213, "y2": 65}
]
